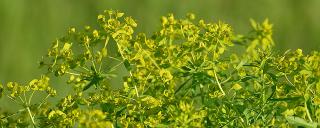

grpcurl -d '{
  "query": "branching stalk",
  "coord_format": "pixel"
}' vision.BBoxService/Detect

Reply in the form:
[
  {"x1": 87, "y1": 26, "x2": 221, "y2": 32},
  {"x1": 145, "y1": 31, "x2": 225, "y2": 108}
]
[
  {"x1": 27, "y1": 107, "x2": 36, "y2": 127},
  {"x1": 37, "y1": 94, "x2": 50, "y2": 109}
]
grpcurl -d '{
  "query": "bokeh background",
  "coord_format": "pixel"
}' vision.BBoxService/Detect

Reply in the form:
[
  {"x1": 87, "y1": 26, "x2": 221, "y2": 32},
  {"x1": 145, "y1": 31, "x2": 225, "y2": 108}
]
[{"x1": 1, "y1": 0, "x2": 320, "y2": 84}]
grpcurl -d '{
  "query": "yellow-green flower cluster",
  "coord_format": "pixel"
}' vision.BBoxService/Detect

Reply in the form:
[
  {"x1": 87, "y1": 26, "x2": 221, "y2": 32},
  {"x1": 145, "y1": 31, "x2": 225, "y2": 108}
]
[{"x1": 1, "y1": 10, "x2": 320, "y2": 127}]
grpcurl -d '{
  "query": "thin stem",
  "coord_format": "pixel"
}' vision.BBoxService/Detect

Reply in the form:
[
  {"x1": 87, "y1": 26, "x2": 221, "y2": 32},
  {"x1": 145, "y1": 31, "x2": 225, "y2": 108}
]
[
  {"x1": 305, "y1": 101, "x2": 313, "y2": 122},
  {"x1": 108, "y1": 56, "x2": 122, "y2": 62},
  {"x1": 98, "y1": 36, "x2": 109, "y2": 72},
  {"x1": 91, "y1": 60, "x2": 97, "y2": 73},
  {"x1": 142, "y1": 73, "x2": 152, "y2": 95},
  {"x1": 284, "y1": 74, "x2": 295, "y2": 87},
  {"x1": 304, "y1": 80, "x2": 314, "y2": 122},
  {"x1": 27, "y1": 107, "x2": 36, "y2": 127},
  {"x1": 261, "y1": 72, "x2": 266, "y2": 103},
  {"x1": 214, "y1": 70, "x2": 225, "y2": 95},
  {"x1": 18, "y1": 96, "x2": 25, "y2": 104},
  {"x1": 221, "y1": 76, "x2": 232, "y2": 84},
  {"x1": 254, "y1": 103, "x2": 267, "y2": 122},
  {"x1": 80, "y1": 66, "x2": 90, "y2": 72},
  {"x1": 7, "y1": 96, "x2": 22, "y2": 106},
  {"x1": 84, "y1": 42, "x2": 97, "y2": 73},
  {"x1": 66, "y1": 71, "x2": 81, "y2": 76},
  {"x1": 108, "y1": 61, "x2": 124, "y2": 73},
  {"x1": 175, "y1": 77, "x2": 192, "y2": 94},
  {"x1": 116, "y1": 42, "x2": 126, "y2": 59},
  {"x1": 284, "y1": 74, "x2": 302, "y2": 94},
  {"x1": 91, "y1": 45, "x2": 97, "y2": 66},
  {"x1": 51, "y1": 56, "x2": 58, "y2": 68},
  {"x1": 134, "y1": 85, "x2": 139, "y2": 97},
  {"x1": 28, "y1": 90, "x2": 35, "y2": 105},
  {"x1": 144, "y1": 51, "x2": 160, "y2": 69},
  {"x1": 37, "y1": 94, "x2": 50, "y2": 109},
  {"x1": 23, "y1": 91, "x2": 27, "y2": 104},
  {"x1": 72, "y1": 69, "x2": 86, "y2": 74},
  {"x1": 1, "y1": 109, "x2": 26, "y2": 119},
  {"x1": 221, "y1": 117, "x2": 238, "y2": 127},
  {"x1": 98, "y1": 60, "x2": 104, "y2": 73}
]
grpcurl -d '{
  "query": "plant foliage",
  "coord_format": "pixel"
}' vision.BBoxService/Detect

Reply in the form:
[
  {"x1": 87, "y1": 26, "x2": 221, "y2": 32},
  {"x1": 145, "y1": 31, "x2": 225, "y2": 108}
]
[{"x1": 1, "y1": 10, "x2": 320, "y2": 128}]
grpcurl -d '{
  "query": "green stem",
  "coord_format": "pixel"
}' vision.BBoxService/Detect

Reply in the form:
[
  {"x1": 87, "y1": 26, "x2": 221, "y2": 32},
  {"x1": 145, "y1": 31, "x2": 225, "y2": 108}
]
[
  {"x1": 175, "y1": 77, "x2": 191, "y2": 94},
  {"x1": 27, "y1": 107, "x2": 36, "y2": 127},
  {"x1": 214, "y1": 70, "x2": 225, "y2": 95},
  {"x1": 305, "y1": 81, "x2": 313, "y2": 122},
  {"x1": 28, "y1": 90, "x2": 35, "y2": 105},
  {"x1": 221, "y1": 76, "x2": 232, "y2": 84},
  {"x1": 134, "y1": 85, "x2": 139, "y2": 97},
  {"x1": 99, "y1": 36, "x2": 110, "y2": 72},
  {"x1": 108, "y1": 60, "x2": 124, "y2": 73},
  {"x1": 7, "y1": 96, "x2": 22, "y2": 106},
  {"x1": 37, "y1": 94, "x2": 50, "y2": 109},
  {"x1": 284, "y1": 74, "x2": 302, "y2": 94},
  {"x1": 1, "y1": 109, "x2": 26, "y2": 119},
  {"x1": 80, "y1": 66, "x2": 90, "y2": 72},
  {"x1": 66, "y1": 71, "x2": 80, "y2": 76},
  {"x1": 108, "y1": 56, "x2": 122, "y2": 62},
  {"x1": 261, "y1": 73, "x2": 266, "y2": 103},
  {"x1": 144, "y1": 51, "x2": 160, "y2": 69},
  {"x1": 18, "y1": 96, "x2": 25, "y2": 104},
  {"x1": 305, "y1": 101, "x2": 313, "y2": 122}
]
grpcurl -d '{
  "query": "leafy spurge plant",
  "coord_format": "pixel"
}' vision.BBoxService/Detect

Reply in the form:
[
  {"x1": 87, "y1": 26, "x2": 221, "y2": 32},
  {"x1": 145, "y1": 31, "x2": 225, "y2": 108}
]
[{"x1": 1, "y1": 10, "x2": 320, "y2": 128}]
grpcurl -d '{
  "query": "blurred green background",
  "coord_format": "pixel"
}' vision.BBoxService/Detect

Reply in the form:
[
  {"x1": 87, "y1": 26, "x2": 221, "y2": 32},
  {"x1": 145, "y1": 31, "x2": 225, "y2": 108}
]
[{"x1": 1, "y1": 0, "x2": 320, "y2": 83}]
